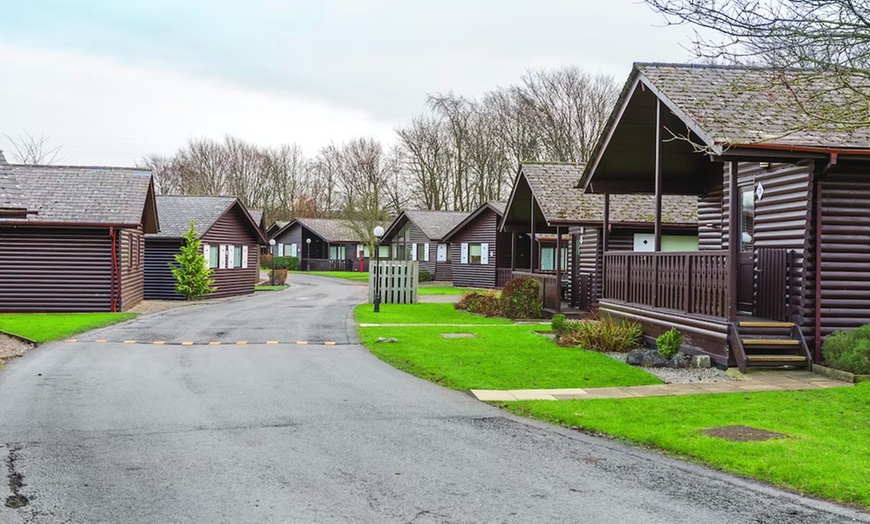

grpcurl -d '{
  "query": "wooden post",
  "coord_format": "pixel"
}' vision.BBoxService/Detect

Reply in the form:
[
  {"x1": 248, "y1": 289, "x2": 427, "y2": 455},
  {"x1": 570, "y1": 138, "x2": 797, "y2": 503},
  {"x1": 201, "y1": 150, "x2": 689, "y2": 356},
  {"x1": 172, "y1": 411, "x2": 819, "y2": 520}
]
[
  {"x1": 602, "y1": 193, "x2": 610, "y2": 298},
  {"x1": 653, "y1": 99, "x2": 663, "y2": 306},
  {"x1": 530, "y1": 198, "x2": 537, "y2": 272},
  {"x1": 728, "y1": 160, "x2": 740, "y2": 322},
  {"x1": 555, "y1": 226, "x2": 563, "y2": 313},
  {"x1": 510, "y1": 232, "x2": 516, "y2": 271}
]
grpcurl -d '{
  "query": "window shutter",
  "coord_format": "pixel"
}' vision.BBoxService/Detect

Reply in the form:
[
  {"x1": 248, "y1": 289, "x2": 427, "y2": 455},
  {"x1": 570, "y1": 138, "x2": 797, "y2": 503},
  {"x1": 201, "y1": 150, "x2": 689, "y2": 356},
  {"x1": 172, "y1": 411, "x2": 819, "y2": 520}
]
[
  {"x1": 411, "y1": 243, "x2": 418, "y2": 261},
  {"x1": 278, "y1": 243, "x2": 285, "y2": 256},
  {"x1": 227, "y1": 245, "x2": 235, "y2": 269},
  {"x1": 423, "y1": 243, "x2": 430, "y2": 261},
  {"x1": 219, "y1": 245, "x2": 227, "y2": 269},
  {"x1": 202, "y1": 244, "x2": 210, "y2": 269},
  {"x1": 242, "y1": 246, "x2": 249, "y2": 268},
  {"x1": 291, "y1": 243, "x2": 298, "y2": 257},
  {"x1": 460, "y1": 243, "x2": 469, "y2": 264},
  {"x1": 481, "y1": 242, "x2": 489, "y2": 265}
]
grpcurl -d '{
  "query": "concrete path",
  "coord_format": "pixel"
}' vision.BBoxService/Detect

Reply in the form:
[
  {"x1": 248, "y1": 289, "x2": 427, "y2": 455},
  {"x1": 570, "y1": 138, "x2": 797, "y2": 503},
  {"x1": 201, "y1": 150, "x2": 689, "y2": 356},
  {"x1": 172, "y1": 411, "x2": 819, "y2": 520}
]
[
  {"x1": 472, "y1": 370, "x2": 851, "y2": 401},
  {"x1": 0, "y1": 274, "x2": 866, "y2": 523},
  {"x1": 418, "y1": 294, "x2": 462, "y2": 303}
]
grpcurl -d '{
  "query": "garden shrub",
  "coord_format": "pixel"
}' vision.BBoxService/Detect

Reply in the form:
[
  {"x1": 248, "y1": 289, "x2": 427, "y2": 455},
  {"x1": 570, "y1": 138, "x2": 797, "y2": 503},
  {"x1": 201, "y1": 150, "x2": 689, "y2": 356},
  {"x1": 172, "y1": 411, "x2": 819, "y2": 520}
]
[
  {"x1": 455, "y1": 291, "x2": 501, "y2": 317},
  {"x1": 260, "y1": 254, "x2": 273, "y2": 269},
  {"x1": 419, "y1": 270, "x2": 433, "y2": 283},
  {"x1": 273, "y1": 268, "x2": 288, "y2": 286},
  {"x1": 560, "y1": 316, "x2": 643, "y2": 352},
  {"x1": 656, "y1": 328, "x2": 684, "y2": 360},
  {"x1": 273, "y1": 256, "x2": 299, "y2": 271},
  {"x1": 551, "y1": 313, "x2": 568, "y2": 334},
  {"x1": 170, "y1": 223, "x2": 216, "y2": 300},
  {"x1": 499, "y1": 277, "x2": 542, "y2": 319},
  {"x1": 822, "y1": 325, "x2": 870, "y2": 375}
]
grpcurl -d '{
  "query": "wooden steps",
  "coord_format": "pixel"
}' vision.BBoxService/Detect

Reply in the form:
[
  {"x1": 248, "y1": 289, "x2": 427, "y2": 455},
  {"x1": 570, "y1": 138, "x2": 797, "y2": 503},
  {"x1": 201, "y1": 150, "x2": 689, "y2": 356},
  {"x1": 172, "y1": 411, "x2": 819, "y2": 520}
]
[{"x1": 730, "y1": 320, "x2": 813, "y2": 372}]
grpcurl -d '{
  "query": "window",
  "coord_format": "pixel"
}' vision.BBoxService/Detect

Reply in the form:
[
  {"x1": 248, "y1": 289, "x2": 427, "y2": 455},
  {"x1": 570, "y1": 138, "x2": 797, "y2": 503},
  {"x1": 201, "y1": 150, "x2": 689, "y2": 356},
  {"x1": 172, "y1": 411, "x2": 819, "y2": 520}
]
[
  {"x1": 416, "y1": 243, "x2": 426, "y2": 261},
  {"x1": 540, "y1": 247, "x2": 568, "y2": 271},
  {"x1": 379, "y1": 245, "x2": 390, "y2": 258},
  {"x1": 233, "y1": 246, "x2": 243, "y2": 268},
  {"x1": 469, "y1": 243, "x2": 482, "y2": 264},
  {"x1": 395, "y1": 244, "x2": 406, "y2": 260},
  {"x1": 209, "y1": 247, "x2": 219, "y2": 269},
  {"x1": 739, "y1": 186, "x2": 755, "y2": 252},
  {"x1": 329, "y1": 245, "x2": 346, "y2": 260}
]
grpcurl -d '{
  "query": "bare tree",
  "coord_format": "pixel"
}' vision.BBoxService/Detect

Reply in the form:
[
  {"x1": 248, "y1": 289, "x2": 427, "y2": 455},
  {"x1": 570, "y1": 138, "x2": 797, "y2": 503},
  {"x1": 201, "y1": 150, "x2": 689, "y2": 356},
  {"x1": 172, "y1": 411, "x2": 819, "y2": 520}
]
[
  {"x1": 645, "y1": 0, "x2": 870, "y2": 128},
  {"x1": 3, "y1": 132, "x2": 62, "y2": 164}
]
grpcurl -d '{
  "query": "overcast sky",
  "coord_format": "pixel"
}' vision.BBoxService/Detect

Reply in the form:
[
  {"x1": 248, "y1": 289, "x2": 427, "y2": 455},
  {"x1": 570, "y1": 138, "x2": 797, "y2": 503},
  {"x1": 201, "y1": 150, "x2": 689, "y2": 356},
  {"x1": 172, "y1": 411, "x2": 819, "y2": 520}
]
[{"x1": 0, "y1": 0, "x2": 699, "y2": 166}]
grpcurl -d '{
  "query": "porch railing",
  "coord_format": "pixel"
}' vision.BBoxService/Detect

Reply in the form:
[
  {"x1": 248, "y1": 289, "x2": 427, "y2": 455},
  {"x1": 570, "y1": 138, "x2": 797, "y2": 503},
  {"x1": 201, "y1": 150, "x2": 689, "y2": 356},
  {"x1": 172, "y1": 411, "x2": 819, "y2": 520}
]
[
  {"x1": 512, "y1": 271, "x2": 560, "y2": 312},
  {"x1": 496, "y1": 268, "x2": 513, "y2": 288},
  {"x1": 303, "y1": 258, "x2": 353, "y2": 272},
  {"x1": 603, "y1": 251, "x2": 728, "y2": 317}
]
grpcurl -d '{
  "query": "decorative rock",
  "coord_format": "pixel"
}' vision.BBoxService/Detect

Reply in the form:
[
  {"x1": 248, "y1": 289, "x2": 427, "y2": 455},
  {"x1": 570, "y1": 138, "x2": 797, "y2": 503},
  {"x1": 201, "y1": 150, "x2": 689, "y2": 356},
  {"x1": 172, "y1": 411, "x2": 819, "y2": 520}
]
[
  {"x1": 693, "y1": 355, "x2": 712, "y2": 369},
  {"x1": 667, "y1": 355, "x2": 689, "y2": 369},
  {"x1": 376, "y1": 337, "x2": 398, "y2": 343},
  {"x1": 626, "y1": 349, "x2": 645, "y2": 366},
  {"x1": 641, "y1": 350, "x2": 668, "y2": 368}
]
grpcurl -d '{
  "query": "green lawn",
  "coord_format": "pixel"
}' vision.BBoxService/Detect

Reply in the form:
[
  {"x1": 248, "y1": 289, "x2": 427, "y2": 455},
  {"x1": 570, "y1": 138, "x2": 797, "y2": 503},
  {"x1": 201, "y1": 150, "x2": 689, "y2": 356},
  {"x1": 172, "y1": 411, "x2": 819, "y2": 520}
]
[
  {"x1": 359, "y1": 324, "x2": 662, "y2": 390},
  {"x1": 0, "y1": 313, "x2": 139, "y2": 343},
  {"x1": 501, "y1": 384, "x2": 870, "y2": 508},
  {"x1": 255, "y1": 285, "x2": 287, "y2": 291},
  {"x1": 354, "y1": 303, "x2": 510, "y2": 325},
  {"x1": 290, "y1": 270, "x2": 369, "y2": 282},
  {"x1": 418, "y1": 286, "x2": 487, "y2": 296}
]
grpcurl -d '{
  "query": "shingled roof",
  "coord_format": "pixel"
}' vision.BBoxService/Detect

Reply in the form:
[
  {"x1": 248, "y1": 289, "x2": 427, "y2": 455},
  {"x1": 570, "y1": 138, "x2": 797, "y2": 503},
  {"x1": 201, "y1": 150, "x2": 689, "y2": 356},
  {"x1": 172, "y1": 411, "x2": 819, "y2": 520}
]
[
  {"x1": 636, "y1": 63, "x2": 870, "y2": 149},
  {"x1": 401, "y1": 210, "x2": 471, "y2": 240},
  {"x1": 0, "y1": 152, "x2": 28, "y2": 213},
  {"x1": 149, "y1": 196, "x2": 233, "y2": 238},
  {"x1": 519, "y1": 163, "x2": 697, "y2": 224},
  {"x1": 443, "y1": 202, "x2": 507, "y2": 241},
  {"x1": 2, "y1": 164, "x2": 158, "y2": 231},
  {"x1": 292, "y1": 218, "x2": 363, "y2": 243}
]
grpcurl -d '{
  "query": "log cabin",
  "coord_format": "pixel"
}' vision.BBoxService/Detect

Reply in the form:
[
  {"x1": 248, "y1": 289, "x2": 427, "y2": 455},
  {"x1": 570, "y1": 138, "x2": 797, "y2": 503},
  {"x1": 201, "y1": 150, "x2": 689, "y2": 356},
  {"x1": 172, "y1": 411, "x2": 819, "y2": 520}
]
[
  {"x1": 441, "y1": 202, "x2": 509, "y2": 289},
  {"x1": 579, "y1": 62, "x2": 870, "y2": 371},
  {"x1": 0, "y1": 155, "x2": 159, "y2": 312},
  {"x1": 501, "y1": 162, "x2": 698, "y2": 313},
  {"x1": 381, "y1": 210, "x2": 471, "y2": 282},
  {"x1": 270, "y1": 218, "x2": 369, "y2": 272},
  {"x1": 145, "y1": 195, "x2": 266, "y2": 300}
]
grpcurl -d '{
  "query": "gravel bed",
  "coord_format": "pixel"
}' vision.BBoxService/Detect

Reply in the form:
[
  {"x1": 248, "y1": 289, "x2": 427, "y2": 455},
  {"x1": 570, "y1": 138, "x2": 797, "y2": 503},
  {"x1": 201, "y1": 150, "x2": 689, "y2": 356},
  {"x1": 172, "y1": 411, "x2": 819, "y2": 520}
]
[
  {"x1": 605, "y1": 352, "x2": 736, "y2": 384},
  {"x1": 128, "y1": 300, "x2": 198, "y2": 315},
  {"x1": 0, "y1": 333, "x2": 33, "y2": 360}
]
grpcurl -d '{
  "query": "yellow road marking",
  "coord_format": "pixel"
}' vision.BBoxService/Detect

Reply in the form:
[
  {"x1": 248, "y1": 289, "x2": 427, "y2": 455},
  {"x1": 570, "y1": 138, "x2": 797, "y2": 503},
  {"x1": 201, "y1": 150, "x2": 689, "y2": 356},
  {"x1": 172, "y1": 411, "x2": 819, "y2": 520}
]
[
  {"x1": 181, "y1": 341, "x2": 194, "y2": 346},
  {"x1": 236, "y1": 341, "x2": 248, "y2": 345},
  {"x1": 95, "y1": 339, "x2": 108, "y2": 343},
  {"x1": 324, "y1": 341, "x2": 337, "y2": 346},
  {"x1": 209, "y1": 341, "x2": 221, "y2": 346},
  {"x1": 66, "y1": 339, "x2": 77, "y2": 343},
  {"x1": 124, "y1": 340, "x2": 136, "y2": 344},
  {"x1": 153, "y1": 341, "x2": 166, "y2": 345},
  {"x1": 296, "y1": 341, "x2": 308, "y2": 345},
  {"x1": 266, "y1": 341, "x2": 279, "y2": 345}
]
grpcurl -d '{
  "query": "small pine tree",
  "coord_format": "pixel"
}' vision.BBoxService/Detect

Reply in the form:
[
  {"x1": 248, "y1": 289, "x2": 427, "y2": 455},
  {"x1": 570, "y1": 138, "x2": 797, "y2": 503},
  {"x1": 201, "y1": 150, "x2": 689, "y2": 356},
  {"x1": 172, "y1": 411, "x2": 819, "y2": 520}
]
[{"x1": 170, "y1": 222, "x2": 216, "y2": 300}]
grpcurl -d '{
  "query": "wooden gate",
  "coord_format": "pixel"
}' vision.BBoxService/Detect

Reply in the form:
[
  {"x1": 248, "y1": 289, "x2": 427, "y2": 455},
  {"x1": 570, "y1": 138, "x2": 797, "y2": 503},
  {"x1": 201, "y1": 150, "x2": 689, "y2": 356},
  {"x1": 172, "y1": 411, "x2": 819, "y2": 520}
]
[
  {"x1": 369, "y1": 260, "x2": 418, "y2": 304},
  {"x1": 755, "y1": 248, "x2": 791, "y2": 321}
]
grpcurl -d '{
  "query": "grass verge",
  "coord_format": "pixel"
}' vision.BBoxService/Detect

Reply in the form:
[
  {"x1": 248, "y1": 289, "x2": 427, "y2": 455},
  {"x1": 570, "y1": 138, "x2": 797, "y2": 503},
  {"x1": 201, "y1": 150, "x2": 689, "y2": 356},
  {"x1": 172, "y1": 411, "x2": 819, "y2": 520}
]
[
  {"x1": 359, "y1": 323, "x2": 661, "y2": 390},
  {"x1": 500, "y1": 384, "x2": 870, "y2": 508},
  {"x1": 290, "y1": 270, "x2": 368, "y2": 282},
  {"x1": 0, "y1": 313, "x2": 139, "y2": 343},
  {"x1": 355, "y1": 303, "x2": 510, "y2": 325},
  {"x1": 255, "y1": 285, "x2": 287, "y2": 291},
  {"x1": 418, "y1": 286, "x2": 486, "y2": 296}
]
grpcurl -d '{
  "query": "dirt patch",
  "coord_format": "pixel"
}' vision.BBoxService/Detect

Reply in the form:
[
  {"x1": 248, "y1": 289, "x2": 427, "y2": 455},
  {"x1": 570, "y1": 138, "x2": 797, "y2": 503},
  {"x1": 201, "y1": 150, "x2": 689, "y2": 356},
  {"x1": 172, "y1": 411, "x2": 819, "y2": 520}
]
[
  {"x1": 0, "y1": 334, "x2": 33, "y2": 361},
  {"x1": 441, "y1": 333, "x2": 475, "y2": 339},
  {"x1": 701, "y1": 425, "x2": 789, "y2": 442},
  {"x1": 128, "y1": 300, "x2": 197, "y2": 315}
]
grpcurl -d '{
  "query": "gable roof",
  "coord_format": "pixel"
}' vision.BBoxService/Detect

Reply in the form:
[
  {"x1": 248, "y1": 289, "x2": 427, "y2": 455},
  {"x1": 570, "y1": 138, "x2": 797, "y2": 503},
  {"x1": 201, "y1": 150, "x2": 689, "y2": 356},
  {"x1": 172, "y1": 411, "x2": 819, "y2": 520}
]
[
  {"x1": 2, "y1": 164, "x2": 159, "y2": 232},
  {"x1": 386, "y1": 209, "x2": 471, "y2": 241},
  {"x1": 249, "y1": 209, "x2": 264, "y2": 230},
  {"x1": 267, "y1": 220, "x2": 289, "y2": 237},
  {"x1": 443, "y1": 202, "x2": 507, "y2": 241},
  {"x1": 634, "y1": 63, "x2": 870, "y2": 150},
  {"x1": 512, "y1": 162, "x2": 697, "y2": 225},
  {"x1": 0, "y1": 153, "x2": 28, "y2": 214},
  {"x1": 150, "y1": 195, "x2": 266, "y2": 243},
  {"x1": 274, "y1": 218, "x2": 363, "y2": 244}
]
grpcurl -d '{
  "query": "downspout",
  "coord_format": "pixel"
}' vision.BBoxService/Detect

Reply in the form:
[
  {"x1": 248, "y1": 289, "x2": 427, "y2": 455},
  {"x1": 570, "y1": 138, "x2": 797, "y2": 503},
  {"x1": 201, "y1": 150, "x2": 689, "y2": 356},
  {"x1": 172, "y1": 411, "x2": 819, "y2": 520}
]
[
  {"x1": 110, "y1": 227, "x2": 119, "y2": 313},
  {"x1": 815, "y1": 153, "x2": 837, "y2": 362}
]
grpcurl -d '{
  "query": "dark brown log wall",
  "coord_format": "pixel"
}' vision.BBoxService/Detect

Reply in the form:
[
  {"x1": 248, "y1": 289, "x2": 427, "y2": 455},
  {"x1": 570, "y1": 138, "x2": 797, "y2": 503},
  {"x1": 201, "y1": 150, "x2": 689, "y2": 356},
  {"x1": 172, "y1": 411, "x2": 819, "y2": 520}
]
[
  {"x1": 144, "y1": 238, "x2": 184, "y2": 300},
  {"x1": 449, "y1": 207, "x2": 504, "y2": 288},
  {"x1": 0, "y1": 226, "x2": 114, "y2": 312},
  {"x1": 202, "y1": 206, "x2": 259, "y2": 299},
  {"x1": 118, "y1": 227, "x2": 145, "y2": 311},
  {"x1": 698, "y1": 168, "x2": 724, "y2": 250}
]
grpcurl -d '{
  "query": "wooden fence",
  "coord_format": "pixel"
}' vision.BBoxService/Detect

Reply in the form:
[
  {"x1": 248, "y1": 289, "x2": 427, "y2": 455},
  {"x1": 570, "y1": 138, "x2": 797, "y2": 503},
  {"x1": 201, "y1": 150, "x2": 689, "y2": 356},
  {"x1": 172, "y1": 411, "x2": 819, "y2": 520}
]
[
  {"x1": 368, "y1": 260, "x2": 418, "y2": 304},
  {"x1": 511, "y1": 271, "x2": 561, "y2": 312}
]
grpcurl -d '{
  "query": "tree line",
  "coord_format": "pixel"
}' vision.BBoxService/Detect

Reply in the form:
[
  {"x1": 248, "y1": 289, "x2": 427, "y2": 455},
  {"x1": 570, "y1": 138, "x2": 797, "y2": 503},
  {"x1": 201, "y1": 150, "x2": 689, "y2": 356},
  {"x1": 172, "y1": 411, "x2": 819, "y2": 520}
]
[{"x1": 140, "y1": 66, "x2": 620, "y2": 233}]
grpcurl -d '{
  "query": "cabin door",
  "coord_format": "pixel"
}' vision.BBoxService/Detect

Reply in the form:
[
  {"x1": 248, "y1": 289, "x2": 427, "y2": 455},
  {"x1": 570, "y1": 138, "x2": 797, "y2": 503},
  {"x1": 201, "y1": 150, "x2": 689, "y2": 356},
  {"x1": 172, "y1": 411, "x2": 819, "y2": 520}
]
[{"x1": 737, "y1": 186, "x2": 755, "y2": 314}]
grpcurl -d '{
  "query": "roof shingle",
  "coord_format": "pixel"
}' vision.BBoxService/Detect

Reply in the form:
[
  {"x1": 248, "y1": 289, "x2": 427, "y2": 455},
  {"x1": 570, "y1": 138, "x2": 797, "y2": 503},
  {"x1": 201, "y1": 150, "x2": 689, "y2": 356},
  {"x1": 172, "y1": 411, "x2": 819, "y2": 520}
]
[
  {"x1": 403, "y1": 210, "x2": 472, "y2": 240},
  {"x1": 150, "y1": 195, "x2": 237, "y2": 238},
  {"x1": 521, "y1": 162, "x2": 697, "y2": 224},
  {"x1": 296, "y1": 218, "x2": 363, "y2": 243}
]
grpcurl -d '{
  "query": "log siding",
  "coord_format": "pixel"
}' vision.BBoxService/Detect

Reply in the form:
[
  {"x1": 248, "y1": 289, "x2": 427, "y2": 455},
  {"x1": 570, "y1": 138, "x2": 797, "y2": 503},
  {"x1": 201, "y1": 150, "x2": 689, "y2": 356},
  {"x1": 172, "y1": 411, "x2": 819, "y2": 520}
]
[
  {"x1": 201, "y1": 206, "x2": 259, "y2": 299},
  {"x1": 449, "y1": 207, "x2": 509, "y2": 288}
]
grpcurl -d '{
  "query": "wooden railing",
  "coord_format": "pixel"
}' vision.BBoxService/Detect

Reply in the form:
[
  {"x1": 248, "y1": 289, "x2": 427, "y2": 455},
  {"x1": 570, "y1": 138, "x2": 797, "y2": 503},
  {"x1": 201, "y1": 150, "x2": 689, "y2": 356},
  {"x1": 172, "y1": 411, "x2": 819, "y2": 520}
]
[
  {"x1": 512, "y1": 271, "x2": 561, "y2": 312},
  {"x1": 603, "y1": 251, "x2": 729, "y2": 317},
  {"x1": 304, "y1": 258, "x2": 352, "y2": 271},
  {"x1": 755, "y1": 248, "x2": 791, "y2": 322},
  {"x1": 496, "y1": 268, "x2": 513, "y2": 288}
]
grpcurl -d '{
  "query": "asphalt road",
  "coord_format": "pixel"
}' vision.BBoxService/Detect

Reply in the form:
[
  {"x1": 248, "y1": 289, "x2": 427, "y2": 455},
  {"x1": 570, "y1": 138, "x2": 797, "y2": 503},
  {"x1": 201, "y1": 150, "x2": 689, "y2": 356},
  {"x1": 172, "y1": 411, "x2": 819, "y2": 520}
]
[{"x1": 1, "y1": 274, "x2": 867, "y2": 523}]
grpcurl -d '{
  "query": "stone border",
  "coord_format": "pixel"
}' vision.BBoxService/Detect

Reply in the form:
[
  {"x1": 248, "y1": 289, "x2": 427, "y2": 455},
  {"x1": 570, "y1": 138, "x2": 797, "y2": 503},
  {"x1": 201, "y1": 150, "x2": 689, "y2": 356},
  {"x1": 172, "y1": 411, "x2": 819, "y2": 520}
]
[
  {"x1": 0, "y1": 329, "x2": 36, "y2": 345},
  {"x1": 812, "y1": 364, "x2": 870, "y2": 383}
]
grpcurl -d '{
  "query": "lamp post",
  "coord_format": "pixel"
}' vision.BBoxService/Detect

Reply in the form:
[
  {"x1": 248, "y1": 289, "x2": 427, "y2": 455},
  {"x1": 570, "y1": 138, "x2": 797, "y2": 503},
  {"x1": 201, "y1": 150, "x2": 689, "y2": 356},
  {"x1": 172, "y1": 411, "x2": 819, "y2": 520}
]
[
  {"x1": 373, "y1": 226, "x2": 385, "y2": 313},
  {"x1": 305, "y1": 237, "x2": 311, "y2": 271},
  {"x1": 268, "y1": 238, "x2": 276, "y2": 286}
]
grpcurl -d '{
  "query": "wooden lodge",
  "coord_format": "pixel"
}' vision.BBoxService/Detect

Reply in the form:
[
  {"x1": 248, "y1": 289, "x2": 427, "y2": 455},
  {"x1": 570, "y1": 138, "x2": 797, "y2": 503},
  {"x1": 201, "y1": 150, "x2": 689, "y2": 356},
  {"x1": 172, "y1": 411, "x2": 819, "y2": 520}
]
[
  {"x1": 0, "y1": 156, "x2": 159, "y2": 312},
  {"x1": 270, "y1": 218, "x2": 369, "y2": 272},
  {"x1": 441, "y1": 202, "x2": 510, "y2": 289},
  {"x1": 501, "y1": 162, "x2": 698, "y2": 313},
  {"x1": 145, "y1": 196, "x2": 266, "y2": 300},
  {"x1": 579, "y1": 62, "x2": 870, "y2": 371},
  {"x1": 381, "y1": 210, "x2": 471, "y2": 281}
]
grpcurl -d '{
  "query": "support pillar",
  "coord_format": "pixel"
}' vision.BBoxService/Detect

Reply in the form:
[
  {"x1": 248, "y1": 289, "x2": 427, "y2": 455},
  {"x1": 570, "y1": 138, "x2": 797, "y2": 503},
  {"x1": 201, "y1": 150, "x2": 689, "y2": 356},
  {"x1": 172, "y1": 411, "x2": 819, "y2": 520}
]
[
  {"x1": 555, "y1": 226, "x2": 563, "y2": 313},
  {"x1": 602, "y1": 193, "x2": 610, "y2": 298},
  {"x1": 530, "y1": 198, "x2": 537, "y2": 272},
  {"x1": 728, "y1": 160, "x2": 740, "y2": 322}
]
